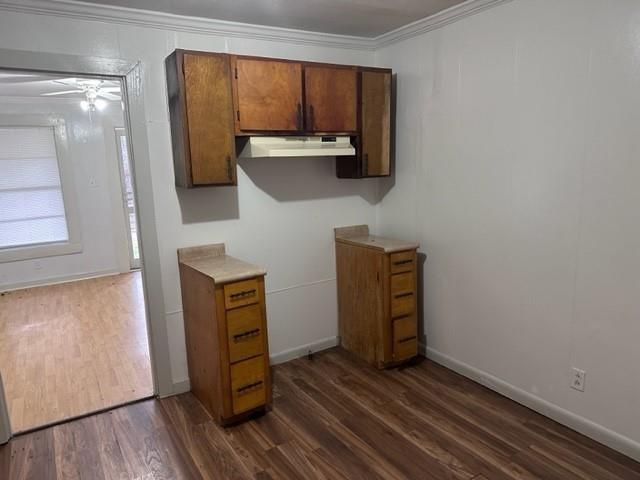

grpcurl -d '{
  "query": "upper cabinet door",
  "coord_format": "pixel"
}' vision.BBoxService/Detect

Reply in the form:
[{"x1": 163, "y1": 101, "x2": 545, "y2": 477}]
[
  {"x1": 361, "y1": 71, "x2": 391, "y2": 177},
  {"x1": 304, "y1": 66, "x2": 357, "y2": 133},
  {"x1": 234, "y1": 58, "x2": 303, "y2": 132},
  {"x1": 183, "y1": 53, "x2": 236, "y2": 185}
]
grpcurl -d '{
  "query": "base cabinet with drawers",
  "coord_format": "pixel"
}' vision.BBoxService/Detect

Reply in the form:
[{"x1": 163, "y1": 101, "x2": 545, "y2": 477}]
[
  {"x1": 177, "y1": 244, "x2": 271, "y2": 425},
  {"x1": 335, "y1": 225, "x2": 420, "y2": 369}
]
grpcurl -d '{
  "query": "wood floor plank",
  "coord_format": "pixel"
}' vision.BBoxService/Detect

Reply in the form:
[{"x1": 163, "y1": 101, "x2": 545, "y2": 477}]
[
  {"x1": 282, "y1": 356, "x2": 471, "y2": 478},
  {"x1": 0, "y1": 272, "x2": 154, "y2": 432},
  {"x1": 2, "y1": 347, "x2": 639, "y2": 479},
  {"x1": 273, "y1": 380, "x2": 394, "y2": 479}
]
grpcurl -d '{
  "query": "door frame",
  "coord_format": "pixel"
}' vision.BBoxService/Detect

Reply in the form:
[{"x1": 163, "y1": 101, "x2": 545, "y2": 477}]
[
  {"x1": 114, "y1": 127, "x2": 141, "y2": 270},
  {"x1": 0, "y1": 48, "x2": 174, "y2": 443}
]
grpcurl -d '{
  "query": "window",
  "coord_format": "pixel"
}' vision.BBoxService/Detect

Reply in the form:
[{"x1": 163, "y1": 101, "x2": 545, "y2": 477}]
[
  {"x1": 0, "y1": 124, "x2": 80, "y2": 261},
  {"x1": 0, "y1": 126, "x2": 69, "y2": 249}
]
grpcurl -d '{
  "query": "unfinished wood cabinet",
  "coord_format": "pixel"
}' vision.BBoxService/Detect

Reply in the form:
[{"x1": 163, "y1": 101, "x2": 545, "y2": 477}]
[
  {"x1": 232, "y1": 57, "x2": 303, "y2": 133},
  {"x1": 178, "y1": 244, "x2": 271, "y2": 425},
  {"x1": 304, "y1": 65, "x2": 357, "y2": 133},
  {"x1": 335, "y1": 225, "x2": 419, "y2": 368},
  {"x1": 166, "y1": 49, "x2": 393, "y2": 186},
  {"x1": 361, "y1": 70, "x2": 391, "y2": 176},
  {"x1": 336, "y1": 69, "x2": 392, "y2": 178},
  {"x1": 165, "y1": 50, "x2": 237, "y2": 187}
]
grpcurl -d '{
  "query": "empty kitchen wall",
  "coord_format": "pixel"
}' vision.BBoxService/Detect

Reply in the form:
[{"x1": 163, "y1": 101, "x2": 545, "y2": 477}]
[
  {"x1": 0, "y1": 97, "x2": 130, "y2": 290},
  {"x1": 0, "y1": 6, "x2": 378, "y2": 389},
  {"x1": 376, "y1": 0, "x2": 640, "y2": 457}
]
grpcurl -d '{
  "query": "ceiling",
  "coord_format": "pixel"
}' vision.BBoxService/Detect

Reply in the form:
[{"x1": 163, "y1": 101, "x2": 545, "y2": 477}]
[
  {"x1": 74, "y1": 0, "x2": 467, "y2": 37},
  {"x1": 0, "y1": 72, "x2": 121, "y2": 101}
]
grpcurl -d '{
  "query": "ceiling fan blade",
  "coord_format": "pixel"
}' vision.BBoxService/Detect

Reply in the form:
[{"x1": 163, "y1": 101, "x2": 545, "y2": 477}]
[
  {"x1": 41, "y1": 90, "x2": 83, "y2": 96},
  {"x1": 53, "y1": 79, "x2": 80, "y2": 88},
  {"x1": 0, "y1": 77, "x2": 52, "y2": 84},
  {"x1": 97, "y1": 91, "x2": 121, "y2": 101}
]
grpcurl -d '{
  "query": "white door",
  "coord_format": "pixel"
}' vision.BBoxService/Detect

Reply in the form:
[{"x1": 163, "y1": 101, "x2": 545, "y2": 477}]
[{"x1": 115, "y1": 128, "x2": 141, "y2": 270}]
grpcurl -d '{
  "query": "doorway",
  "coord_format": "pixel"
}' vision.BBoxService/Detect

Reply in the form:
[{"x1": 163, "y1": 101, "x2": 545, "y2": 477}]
[{"x1": 0, "y1": 69, "x2": 153, "y2": 433}]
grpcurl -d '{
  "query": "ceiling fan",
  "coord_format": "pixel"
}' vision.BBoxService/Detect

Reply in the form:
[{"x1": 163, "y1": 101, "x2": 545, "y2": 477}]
[{"x1": 41, "y1": 78, "x2": 121, "y2": 111}]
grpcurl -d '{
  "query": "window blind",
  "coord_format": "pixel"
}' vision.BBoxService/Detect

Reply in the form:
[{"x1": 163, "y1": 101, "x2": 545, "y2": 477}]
[{"x1": 0, "y1": 126, "x2": 69, "y2": 249}]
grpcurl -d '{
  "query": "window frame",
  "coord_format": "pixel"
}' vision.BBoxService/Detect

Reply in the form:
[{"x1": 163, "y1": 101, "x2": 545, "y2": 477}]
[{"x1": 0, "y1": 116, "x2": 82, "y2": 263}]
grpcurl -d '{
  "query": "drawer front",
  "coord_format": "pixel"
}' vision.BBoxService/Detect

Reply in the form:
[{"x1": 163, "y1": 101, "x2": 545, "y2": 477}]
[
  {"x1": 390, "y1": 250, "x2": 415, "y2": 274},
  {"x1": 227, "y1": 304, "x2": 264, "y2": 363},
  {"x1": 224, "y1": 278, "x2": 260, "y2": 309},
  {"x1": 393, "y1": 315, "x2": 417, "y2": 361},
  {"x1": 230, "y1": 356, "x2": 266, "y2": 415},
  {"x1": 391, "y1": 290, "x2": 415, "y2": 318},
  {"x1": 391, "y1": 271, "x2": 414, "y2": 295}
]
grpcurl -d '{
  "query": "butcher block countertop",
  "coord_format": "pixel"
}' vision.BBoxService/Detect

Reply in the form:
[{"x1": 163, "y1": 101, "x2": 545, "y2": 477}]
[
  {"x1": 334, "y1": 224, "x2": 419, "y2": 253},
  {"x1": 177, "y1": 243, "x2": 266, "y2": 285}
]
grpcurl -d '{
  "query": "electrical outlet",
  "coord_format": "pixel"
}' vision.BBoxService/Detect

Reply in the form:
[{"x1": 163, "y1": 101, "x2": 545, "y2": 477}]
[{"x1": 571, "y1": 367, "x2": 586, "y2": 392}]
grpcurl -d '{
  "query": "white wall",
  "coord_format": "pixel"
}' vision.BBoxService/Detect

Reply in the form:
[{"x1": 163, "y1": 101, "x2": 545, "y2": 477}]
[
  {"x1": 377, "y1": 0, "x2": 640, "y2": 454},
  {"x1": 0, "y1": 8, "x2": 379, "y2": 387},
  {"x1": 0, "y1": 98, "x2": 130, "y2": 290}
]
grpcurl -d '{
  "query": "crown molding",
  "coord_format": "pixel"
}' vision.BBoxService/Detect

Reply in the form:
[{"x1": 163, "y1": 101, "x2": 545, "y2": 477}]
[
  {"x1": 0, "y1": 0, "x2": 513, "y2": 53},
  {"x1": 0, "y1": 0, "x2": 376, "y2": 51},
  {"x1": 374, "y1": 0, "x2": 514, "y2": 48}
]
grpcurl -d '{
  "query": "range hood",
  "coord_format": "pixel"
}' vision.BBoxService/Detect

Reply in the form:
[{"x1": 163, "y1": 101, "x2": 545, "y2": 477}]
[{"x1": 238, "y1": 136, "x2": 355, "y2": 158}]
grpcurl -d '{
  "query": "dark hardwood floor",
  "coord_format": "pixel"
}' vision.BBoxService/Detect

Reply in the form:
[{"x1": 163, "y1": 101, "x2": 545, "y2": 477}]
[{"x1": 1, "y1": 347, "x2": 639, "y2": 479}]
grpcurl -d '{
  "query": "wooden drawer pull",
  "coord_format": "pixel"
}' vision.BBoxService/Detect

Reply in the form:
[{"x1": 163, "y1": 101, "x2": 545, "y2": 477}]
[
  {"x1": 398, "y1": 336, "x2": 417, "y2": 344},
  {"x1": 237, "y1": 380, "x2": 263, "y2": 394},
  {"x1": 233, "y1": 328, "x2": 260, "y2": 341},
  {"x1": 394, "y1": 292, "x2": 413, "y2": 299},
  {"x1": 393, "y1": 259, "x2": 413, "y2": 266},
  {"x1": 230, "y1": 289, "x2": 256, "y2": 299}
]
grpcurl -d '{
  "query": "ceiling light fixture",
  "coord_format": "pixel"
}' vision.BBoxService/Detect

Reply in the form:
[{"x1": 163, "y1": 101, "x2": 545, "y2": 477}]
[
  {"x1": 80, "y1": 86, "x2": 108, "y2": 112},
  {"x1": 40, "y1": 78, "x2": 120, "y2": 112}
]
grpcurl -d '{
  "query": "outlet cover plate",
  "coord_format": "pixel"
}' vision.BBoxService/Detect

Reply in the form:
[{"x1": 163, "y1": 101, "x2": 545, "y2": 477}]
[{"x1": 571, "y1": 367, "x2": 586, "y2": 392}]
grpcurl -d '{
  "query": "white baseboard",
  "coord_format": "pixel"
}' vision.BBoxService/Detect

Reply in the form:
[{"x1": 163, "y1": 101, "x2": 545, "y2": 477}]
[
  {"x1": 169, "y1": 378, "x2": 191, "y2": 396},
  {"x1": 423, "y1": 345, "x2": 640, "y2": 463},
  {"x1": 0, "y1": 268, "x2": 122, "y2": 293},
  {"x1": 270, "y1": 336, "x2": 339, "y2": 365}
]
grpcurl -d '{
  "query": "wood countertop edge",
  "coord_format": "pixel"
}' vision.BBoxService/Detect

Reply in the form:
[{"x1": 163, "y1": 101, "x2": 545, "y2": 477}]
[
  {"x1": 335, "y1": 236, "x2": 419, "y2": 254},
  {"x1": 212, "y1": 271, "x2": 267, "y2": 286}
]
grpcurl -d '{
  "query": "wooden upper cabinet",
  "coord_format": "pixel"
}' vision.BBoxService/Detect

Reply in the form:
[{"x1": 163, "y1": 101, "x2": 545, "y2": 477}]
[
  {"x1": 361, "y1": 70, "x2": 391, "y2": 177},
  {"x1": 166, "y1": 49, "x2": 393, "y2": 186},
  {"x1": 233, "y1": 58, "x2": 303, "y2": 132},
  {"x1": 304, "y1": 66, "x2": 357, "y2": 133},
  {"x1": 166, "y1": 50, "x2": 236, "y2": 187}
]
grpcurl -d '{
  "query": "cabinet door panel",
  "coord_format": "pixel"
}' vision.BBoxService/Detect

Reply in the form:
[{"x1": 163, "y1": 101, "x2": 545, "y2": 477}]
[
  {"x1": 305, "y1": 66, "x2": 357, "y2": 132},
  {"x1": 227, "y1": 304, "x2": 264, "y2": 363},
  {"x1": 230, "y1": 356, "x2": 266, "y2": 414},
  {"x1": 183, "y1": 53, "x2": 236, "y2": 185},
  {"x1": 224, "y1": 278, "x2": 260, "y2": 310},
  {"x1": 393, "y1": 315, "x2": 417, "y2": 361},
  {"x1": 361, "y1": 71, "x2": 391, "y2": 176},
  {"x1": 390, "y1": 250, "x2": 415, "y2": 274},
  {"x1": 235, "y1": 58, "x2": 302, "y2": 132}
]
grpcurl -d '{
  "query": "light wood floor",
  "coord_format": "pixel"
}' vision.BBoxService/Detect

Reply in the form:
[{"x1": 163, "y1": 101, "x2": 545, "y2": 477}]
[
  {"x1": 0, "y1": 271, "x2": 153, "y2": 433},
  {"x1": 1, "y1": 348, "x2": 639, "y2": 479}
]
